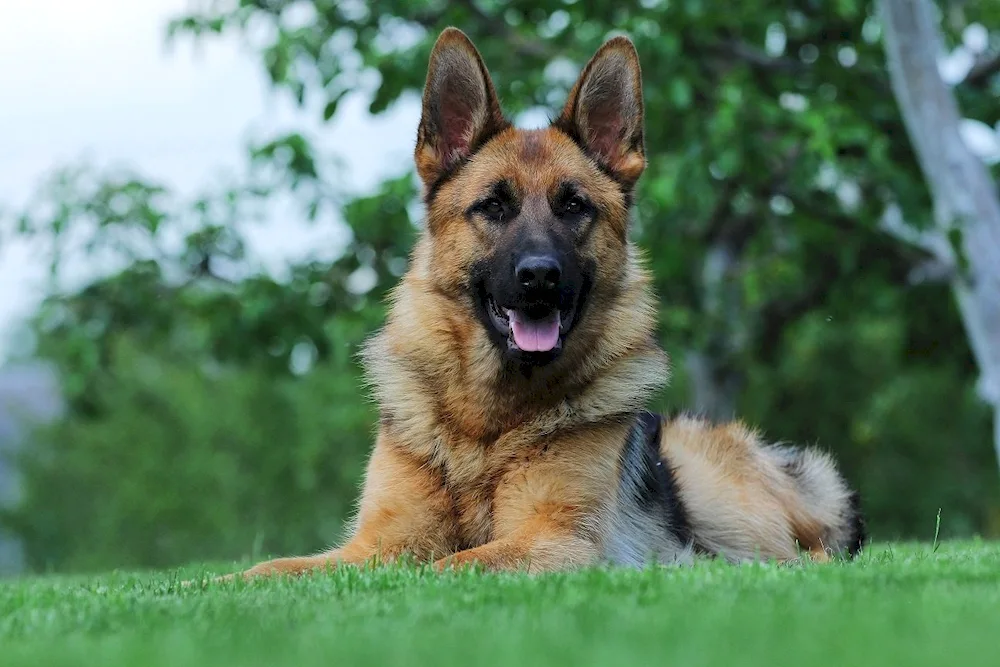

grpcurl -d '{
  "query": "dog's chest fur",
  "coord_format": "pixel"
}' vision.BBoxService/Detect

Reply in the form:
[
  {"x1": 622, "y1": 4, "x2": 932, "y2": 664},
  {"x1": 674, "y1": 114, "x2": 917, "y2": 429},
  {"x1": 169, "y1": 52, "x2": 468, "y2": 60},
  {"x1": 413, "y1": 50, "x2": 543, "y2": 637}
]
[
  {"x1": 422, "y1": 425, "x2": 556, "y2": 550},
  {"x1": 434, "y1": 437, "x2": 503, "y2": 548}
]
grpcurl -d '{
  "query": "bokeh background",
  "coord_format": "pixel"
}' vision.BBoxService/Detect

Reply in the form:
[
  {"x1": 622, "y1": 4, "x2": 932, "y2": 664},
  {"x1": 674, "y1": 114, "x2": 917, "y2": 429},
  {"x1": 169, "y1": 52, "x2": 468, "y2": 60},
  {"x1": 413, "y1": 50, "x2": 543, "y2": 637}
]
[{"x1": 1, "y1": 0, "x2": 999, "y2": 575}]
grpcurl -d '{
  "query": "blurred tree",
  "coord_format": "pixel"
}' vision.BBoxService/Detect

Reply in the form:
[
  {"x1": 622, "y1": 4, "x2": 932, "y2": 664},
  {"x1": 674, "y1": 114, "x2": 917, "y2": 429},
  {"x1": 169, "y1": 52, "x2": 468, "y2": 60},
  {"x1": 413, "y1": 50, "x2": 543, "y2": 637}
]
[
  {"x1": 879, "y1": 0, "x2": 1000, "y2": 477},
  {"x1": 2, "y1": 0, "x2": 1000, "y2": 571}
]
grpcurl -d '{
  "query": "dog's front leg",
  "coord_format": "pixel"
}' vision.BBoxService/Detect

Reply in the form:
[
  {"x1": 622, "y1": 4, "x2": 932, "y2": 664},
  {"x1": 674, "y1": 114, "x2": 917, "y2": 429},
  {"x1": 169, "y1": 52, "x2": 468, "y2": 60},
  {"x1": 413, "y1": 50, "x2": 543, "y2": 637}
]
[
  {"x1": 431, "y1": 425, "x2": 623, "y2": 575},
  {"x1": 432, "y1": 534, "x2": 599, "y2": 574},
  {"x1": 197, "y1": 432, "x2": 454, "y2": 585},
  {"x1": 433, "y1": 516, "x2": 601, "y2": 574}
]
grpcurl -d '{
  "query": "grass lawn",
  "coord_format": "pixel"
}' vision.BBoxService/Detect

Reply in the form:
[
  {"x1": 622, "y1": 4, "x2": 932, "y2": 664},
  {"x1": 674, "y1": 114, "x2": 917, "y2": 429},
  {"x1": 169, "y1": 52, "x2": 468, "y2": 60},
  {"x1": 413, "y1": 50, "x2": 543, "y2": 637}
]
[{"x1": 1, "y1": 541, "x2": 998, "y2": 666}]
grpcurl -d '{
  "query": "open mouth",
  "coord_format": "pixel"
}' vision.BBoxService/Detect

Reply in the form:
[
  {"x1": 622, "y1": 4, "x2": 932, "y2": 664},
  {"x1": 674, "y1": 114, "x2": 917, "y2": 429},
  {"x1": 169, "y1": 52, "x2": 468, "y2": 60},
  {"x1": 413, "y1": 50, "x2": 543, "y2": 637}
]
[{"x1": 487, "y1": 296, "x2": 574, "y2": 354}]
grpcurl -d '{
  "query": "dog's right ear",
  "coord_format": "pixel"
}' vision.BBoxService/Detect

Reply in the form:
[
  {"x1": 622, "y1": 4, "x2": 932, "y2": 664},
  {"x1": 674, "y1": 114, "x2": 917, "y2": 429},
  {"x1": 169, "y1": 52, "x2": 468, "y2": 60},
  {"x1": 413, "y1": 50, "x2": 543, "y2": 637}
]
[
  {"x1": 415, "y1": 28, "x2": 509, "y2": 190},
  {"x1": 553, "y1": 36, "x2": 646, "y2": 189}
]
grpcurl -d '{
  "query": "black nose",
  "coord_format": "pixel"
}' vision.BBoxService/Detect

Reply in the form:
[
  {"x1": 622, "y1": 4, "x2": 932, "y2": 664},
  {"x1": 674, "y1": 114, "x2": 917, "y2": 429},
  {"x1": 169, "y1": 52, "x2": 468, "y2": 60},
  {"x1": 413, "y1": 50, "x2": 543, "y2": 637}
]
[{"x1": 515, "y1": 255, "x2": 562, "y2": 291}]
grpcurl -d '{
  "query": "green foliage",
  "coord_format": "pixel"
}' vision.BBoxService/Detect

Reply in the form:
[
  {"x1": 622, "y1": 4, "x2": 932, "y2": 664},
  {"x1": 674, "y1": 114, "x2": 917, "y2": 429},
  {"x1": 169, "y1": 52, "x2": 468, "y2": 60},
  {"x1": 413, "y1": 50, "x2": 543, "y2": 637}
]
[
  {"x1": 3, "y1": 542, "x2": 1000, "y2": 666},
  {"x1": 2, "y1": 1, "x2": 1000, "y2": 571},
  {"x1": 3, "y1": 165, "x2": 416, "y2": 572},
  {"x1": 3, "y1": 337, "x2": 373, "y2": 572}
]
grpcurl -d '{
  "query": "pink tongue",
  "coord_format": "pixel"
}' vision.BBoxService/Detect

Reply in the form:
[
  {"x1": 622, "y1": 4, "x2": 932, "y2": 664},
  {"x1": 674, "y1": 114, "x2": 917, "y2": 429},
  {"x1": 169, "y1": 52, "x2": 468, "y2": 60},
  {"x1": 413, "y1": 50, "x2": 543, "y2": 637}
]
[{"x1": 509, "y1": 310, "x2": 560, "y2": 352}]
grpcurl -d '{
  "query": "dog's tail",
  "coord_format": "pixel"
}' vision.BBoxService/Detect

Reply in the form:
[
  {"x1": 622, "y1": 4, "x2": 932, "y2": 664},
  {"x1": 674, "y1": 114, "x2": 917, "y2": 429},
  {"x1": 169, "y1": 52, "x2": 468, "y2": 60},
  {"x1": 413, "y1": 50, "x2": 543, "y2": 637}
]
[
  {"x1": 661, "y1": 416, "x2": 867, "y2": 562},
  {"x1": 764, "y1": 443, "x2": 868, "y2": 559}
]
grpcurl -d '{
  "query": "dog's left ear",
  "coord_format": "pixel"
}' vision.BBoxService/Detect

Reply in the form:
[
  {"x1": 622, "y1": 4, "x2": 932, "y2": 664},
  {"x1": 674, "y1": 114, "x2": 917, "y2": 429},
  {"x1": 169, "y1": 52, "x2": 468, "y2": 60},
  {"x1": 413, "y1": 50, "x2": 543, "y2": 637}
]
[
  {"x1": 415, "y1": 28, "x2": 509, "y2": 189},
  {"x1": 553, "y1": 36, "x2": 645, "y2": 188}
]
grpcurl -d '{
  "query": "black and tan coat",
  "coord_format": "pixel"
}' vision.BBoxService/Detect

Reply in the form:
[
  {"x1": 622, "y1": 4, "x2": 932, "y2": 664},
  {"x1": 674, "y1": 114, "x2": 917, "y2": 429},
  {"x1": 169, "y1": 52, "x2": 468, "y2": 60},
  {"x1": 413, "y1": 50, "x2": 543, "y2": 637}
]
[{"x1": 211, "y1": 28, "x2": 866, "y2": 581}]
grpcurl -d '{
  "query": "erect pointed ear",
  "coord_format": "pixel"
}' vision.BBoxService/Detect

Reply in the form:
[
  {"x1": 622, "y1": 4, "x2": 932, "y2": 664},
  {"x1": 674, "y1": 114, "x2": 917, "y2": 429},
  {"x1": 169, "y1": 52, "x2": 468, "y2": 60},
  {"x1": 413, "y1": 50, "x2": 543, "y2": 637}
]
[
  {"x1": 414, "y1": 28, "x2": 509, "y2": 190},
  {"x1": 553, "y1": 36, "x2": 646, "y2": 188}
]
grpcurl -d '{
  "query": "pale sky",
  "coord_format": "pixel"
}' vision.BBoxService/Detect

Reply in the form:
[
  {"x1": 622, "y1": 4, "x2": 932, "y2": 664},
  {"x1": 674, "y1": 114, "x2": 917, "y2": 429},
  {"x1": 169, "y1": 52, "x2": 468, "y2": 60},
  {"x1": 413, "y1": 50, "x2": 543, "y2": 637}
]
[{"x1": 0, "y1": 0, "x2": 422, "y2": 362}]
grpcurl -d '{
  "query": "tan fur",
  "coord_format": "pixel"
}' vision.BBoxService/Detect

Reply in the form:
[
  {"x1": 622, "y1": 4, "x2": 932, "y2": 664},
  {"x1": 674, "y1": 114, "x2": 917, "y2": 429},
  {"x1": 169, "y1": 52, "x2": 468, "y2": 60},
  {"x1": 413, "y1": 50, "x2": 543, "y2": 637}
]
[
  {"x1": 202, "y1": 28, "x2": 862, "y2": 584},
  {"x1": 661, "y1": 416, "x2": 855, "y2": 562}
]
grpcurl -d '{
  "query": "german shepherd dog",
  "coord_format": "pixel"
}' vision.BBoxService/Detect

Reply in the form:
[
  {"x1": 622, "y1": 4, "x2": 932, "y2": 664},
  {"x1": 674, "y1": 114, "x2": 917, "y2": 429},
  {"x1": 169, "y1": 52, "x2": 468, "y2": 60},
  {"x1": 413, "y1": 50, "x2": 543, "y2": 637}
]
[{"x1": 220, "y1": 28, "x2": 866, "y2": 580}]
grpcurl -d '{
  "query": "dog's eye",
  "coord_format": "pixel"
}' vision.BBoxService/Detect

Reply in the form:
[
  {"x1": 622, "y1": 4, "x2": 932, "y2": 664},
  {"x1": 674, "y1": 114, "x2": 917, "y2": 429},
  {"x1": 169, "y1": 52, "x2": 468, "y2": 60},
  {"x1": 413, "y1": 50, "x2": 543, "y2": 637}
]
[
  {"x1": 564, "y1": 196, "x2": 586, "y2": 215},
  {"x1": 481, "y1": 198, "x2": 504, "y2": 218}
]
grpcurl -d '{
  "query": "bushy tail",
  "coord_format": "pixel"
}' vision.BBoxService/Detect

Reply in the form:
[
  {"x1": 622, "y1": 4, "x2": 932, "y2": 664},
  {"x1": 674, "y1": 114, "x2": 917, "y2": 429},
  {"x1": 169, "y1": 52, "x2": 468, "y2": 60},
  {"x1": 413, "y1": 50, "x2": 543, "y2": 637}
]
[{"x1": 766, "y1": 444, "x2": 868, "y2": 558}]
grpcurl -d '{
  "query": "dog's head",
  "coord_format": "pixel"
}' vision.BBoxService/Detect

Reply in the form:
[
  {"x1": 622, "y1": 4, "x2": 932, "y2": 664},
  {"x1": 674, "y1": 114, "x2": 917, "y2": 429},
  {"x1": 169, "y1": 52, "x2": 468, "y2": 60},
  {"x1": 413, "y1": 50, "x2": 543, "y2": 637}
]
[{"x1": 414, "y1": 28, "x2": 646, "y2": 368}]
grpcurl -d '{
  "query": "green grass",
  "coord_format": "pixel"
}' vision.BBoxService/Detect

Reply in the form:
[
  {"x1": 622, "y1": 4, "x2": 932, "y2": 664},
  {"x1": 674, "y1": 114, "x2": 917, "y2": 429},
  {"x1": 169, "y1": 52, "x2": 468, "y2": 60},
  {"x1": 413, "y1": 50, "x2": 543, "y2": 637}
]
[{"x1": 2, "y1": 541, "x2": 998, "y2": 666}]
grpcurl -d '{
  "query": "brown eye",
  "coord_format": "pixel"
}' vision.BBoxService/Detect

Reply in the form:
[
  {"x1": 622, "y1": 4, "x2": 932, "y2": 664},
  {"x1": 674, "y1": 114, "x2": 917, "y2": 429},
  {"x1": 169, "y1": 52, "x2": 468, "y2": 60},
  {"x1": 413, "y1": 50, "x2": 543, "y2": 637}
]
[
  {"x1": 564, "y1": 196, "x2": 585, "y2": 215},
  {"x1": 482, "y1": 198, "x2": 504, "y2": 218}
]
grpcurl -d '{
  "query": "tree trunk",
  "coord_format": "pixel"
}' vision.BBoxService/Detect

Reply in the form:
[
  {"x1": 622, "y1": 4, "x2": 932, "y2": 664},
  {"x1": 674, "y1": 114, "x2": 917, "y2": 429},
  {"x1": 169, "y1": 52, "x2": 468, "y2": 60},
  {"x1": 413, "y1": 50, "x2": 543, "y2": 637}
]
[
  {"x1": 685, "y1": 239, "x2": 745, "y2": 422},
  {"x1": 878, "y1": 0, "x2": 1000, "y2": 473}
]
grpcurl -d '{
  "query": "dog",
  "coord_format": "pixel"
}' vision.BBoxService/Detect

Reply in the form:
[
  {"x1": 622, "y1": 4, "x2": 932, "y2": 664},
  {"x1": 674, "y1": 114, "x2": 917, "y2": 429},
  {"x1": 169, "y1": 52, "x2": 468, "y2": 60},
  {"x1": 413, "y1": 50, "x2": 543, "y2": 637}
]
[{"x1": 219, "y1": 27, "x2": 866, "y2": 580}]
